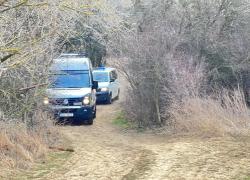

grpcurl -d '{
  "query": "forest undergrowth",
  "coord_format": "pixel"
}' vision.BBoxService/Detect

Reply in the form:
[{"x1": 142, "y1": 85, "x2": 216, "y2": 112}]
[
  {"x1": 166, "y1": 90, "x2": 250, "y2": 138},
  {"x1": 0, "y1": 114, "x2": 59, "y2": 179}
]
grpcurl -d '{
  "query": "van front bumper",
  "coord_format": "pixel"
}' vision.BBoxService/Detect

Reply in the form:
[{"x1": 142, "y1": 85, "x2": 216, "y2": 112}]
[
  {"x1": 52, "y1": 106, "x2": 92, "y2": 119},
  {"x1": 96, "y1": 91, "x2": 110, "y2": 101}
]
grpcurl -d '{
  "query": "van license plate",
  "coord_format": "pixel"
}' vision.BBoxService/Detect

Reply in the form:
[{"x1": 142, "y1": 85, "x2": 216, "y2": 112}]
[{"x1": 59, "y1": 113, "x2": 73, "y2": 117}]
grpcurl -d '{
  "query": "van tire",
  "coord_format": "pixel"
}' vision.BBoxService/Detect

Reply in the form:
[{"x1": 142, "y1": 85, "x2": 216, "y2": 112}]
[
  {"x1": 88, "y1": 115, "x2": 93, "y2": 125},
  {"x1": 93, "y1": 105, "x2": 96, "y2": 119},
  {"x1": 107, "y1": 93, "x2": 112, "y2": 104},
  {"x1": 116, "y1": 89, "x2": 120, "y2": 100}
]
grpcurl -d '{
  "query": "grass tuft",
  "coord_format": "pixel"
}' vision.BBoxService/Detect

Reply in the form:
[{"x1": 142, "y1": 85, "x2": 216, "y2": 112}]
[
  {"x1": 20, "y1": 150, "x2": 73, "y2": 179},
  {"x1": 112, "y1": 110, "x2": 132, "y2": 129},
  {"x1": 166, "y1": 90, "x2": 250, "y2": 137},
  {"x1": 0, "y1": 119, "x2": 60, "y2": 178}
]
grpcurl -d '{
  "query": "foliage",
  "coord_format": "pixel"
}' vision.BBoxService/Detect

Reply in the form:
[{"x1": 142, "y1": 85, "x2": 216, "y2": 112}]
[
  {"x1": 0, "y1": 119, "x2": 59, "y2": 178},
  {"x1": 0, "y1": 1, "x2": 120, "y2": 175},
  {"x1": 167, "y1": 90, "x2": 250, "y2": 136},
  {"x1": 0, "y1": 0, "x2": 100, "y2": 66},
  {"x1": 110, "y1": 0, "x2": 250, "y2": 128},
  {"x1": 0, "y1": 0, "x2": 114, "y2": 125},
  {"x1": 57, "y1": 0, "x2": 126, "y2": 67},
  {"x1": 59, "y1": 19, "x2": 107, "y2": 67}
]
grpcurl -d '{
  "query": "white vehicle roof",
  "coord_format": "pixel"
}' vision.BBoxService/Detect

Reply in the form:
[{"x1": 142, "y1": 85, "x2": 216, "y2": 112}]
[
  {"x1": 93, "y1": 66, "x2": 117, "y2": 73},
  {"x1": 50, "y1": 53, "x2": 92, "y2": 71}
]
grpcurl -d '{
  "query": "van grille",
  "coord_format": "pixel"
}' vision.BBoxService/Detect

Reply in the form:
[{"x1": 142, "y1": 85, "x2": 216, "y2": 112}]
[
  {"x1": 56, "y1": 109, "x2": 77, "y2": 113},
  {"x1": 51, "y1": 98, "x2": 81, "y2": 106}
]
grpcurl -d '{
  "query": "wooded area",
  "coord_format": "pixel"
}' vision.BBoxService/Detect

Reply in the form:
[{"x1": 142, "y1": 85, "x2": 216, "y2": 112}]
[
  {"x1": 109, "y1": 0, "x2": 250, "y2": 135},
  {"x1": 0, "y1": 0, "x2": 122, "y2": 176},
  {"x1": 0, "y1": 0, "x2": 121, "y2": 125},
  {"x1": 1, "y1": 0, "x2": 250, "y2": 177}
]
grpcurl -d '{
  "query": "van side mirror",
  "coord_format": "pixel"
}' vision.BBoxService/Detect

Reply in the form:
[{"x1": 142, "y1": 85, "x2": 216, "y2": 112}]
[
  {"x1": 110, "y1": 78, "x2": 115, "y2": 82},
  {"x1": 93, "y1": 80, "x2": 98, "y2": 89}
]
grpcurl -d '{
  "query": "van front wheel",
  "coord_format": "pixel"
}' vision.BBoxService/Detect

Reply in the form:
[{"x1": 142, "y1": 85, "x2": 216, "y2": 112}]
[
  {"x1": 116, "y1": 89, "x2": 120, "y2": 100},
  {"x1": 107, "y1": 93, "x2": 112, "y2": 104},
  {"x1": 88, "y1": 115, "x2": 93, "y2": 125},
  {"x1": 93, "y1": 105, "x2": 96, "y2": 119}
]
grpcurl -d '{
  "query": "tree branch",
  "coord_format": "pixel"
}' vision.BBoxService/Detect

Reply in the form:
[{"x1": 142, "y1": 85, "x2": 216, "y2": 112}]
[
  {"x1": 0, "y1": 0, "x2": 8, "y2": 7},
  {"x1": 0, "y1": 53, "x2": 14, "y2": 63},
  {"x1": 20, "y1": 83, "x2": 49, "y2": 91},
  {"x1": 0, "y1": 0, "x2": 27, "y2": 13}
]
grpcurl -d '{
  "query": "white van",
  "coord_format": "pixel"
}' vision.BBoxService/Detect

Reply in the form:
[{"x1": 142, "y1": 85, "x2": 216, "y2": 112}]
[
  {"x1": 44, "y1": 53, "x2": 98, "y2": 125},
  {"x1": 93, "y1": 66, "x2": 119, "y2": 104}
]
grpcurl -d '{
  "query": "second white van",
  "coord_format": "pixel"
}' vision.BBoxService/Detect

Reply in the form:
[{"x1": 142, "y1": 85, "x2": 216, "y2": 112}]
[{"x1": 93, "y1": 65, "x2": 119, "y2": 104}]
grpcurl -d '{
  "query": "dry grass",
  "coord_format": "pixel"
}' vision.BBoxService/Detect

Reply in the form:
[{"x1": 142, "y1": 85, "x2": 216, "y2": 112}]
[
  {"x1": 0, "y1": 117, "x2": 59, "y2": 178},
  {"x1": 167, "y1": 90, "x2": 250, "y2": 137}
]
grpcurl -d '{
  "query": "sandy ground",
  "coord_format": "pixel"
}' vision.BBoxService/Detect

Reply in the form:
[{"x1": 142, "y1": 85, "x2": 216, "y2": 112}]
[
  {"x1": 44, "y1": 85, "x2": 250, "y2": 180},
  {"x1": 44, "y1": 96, "x2": 150, "y2": 180}
]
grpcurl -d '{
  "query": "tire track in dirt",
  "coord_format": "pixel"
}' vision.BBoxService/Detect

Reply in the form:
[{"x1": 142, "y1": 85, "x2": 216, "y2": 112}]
[
  {"x1": 43, "y1": 94, "x2": 200, "y2": 180},
  {"x1": 44, "y1": 98, "x2": 152, "y2": 180},
  {"x1": 44, "y1": 96, "x2": 188, "y2": 180}
]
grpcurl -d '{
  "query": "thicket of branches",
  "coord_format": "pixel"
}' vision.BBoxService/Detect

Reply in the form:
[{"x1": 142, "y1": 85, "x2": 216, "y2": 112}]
[
  {"x1": 111, "y1": 0, "x2": 250, "y2": 133},
  {"x1": 2, "y1": 0, "x2": 250, "y2": 134},
  {"x1": 0, "y1": 0, "x2": 121, "y2": 126},
  {"x1": 58, "y1": 0, "x2": 126, "y2": 66},
  {"x1": 0, "y1": 0, "x2": 123, "y2": 175}
]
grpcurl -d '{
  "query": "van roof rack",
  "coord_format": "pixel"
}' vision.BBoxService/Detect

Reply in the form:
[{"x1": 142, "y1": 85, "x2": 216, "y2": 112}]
[
  {"x1": 58, "y1": 53, "x2": 90, "y2": 59},
  {"x1": 94, "y1": 65, "x2": 105, "y2": 70}
]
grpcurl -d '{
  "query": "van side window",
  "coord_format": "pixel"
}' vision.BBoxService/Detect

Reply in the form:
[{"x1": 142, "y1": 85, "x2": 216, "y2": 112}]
[
  {"x1": 90, "y1": 72, "x2": 93, "y2": 86},
  {"x1": 109, "y1": 72, "x2": 112, "y2": 80},
  {"x1": 111, "y1": 70, "x2": 117, "y2": 80}
]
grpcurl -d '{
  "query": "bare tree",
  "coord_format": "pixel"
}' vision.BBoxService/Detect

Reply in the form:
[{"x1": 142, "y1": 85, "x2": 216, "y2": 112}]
[
  {"x1": 109, "y1": 0, "x2": 250, "y2": 128},
  {"x1": 0, "y1": 0, "x2": 121, "y2": 126}
]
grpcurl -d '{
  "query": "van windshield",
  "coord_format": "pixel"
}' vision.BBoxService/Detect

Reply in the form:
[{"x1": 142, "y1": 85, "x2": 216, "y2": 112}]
[
  {"x1": 93, "y1": 72, "x2": 109, "y2": 82},
  {"x1": 49, "y1": 70, "x2": 90, "y2": 88}
]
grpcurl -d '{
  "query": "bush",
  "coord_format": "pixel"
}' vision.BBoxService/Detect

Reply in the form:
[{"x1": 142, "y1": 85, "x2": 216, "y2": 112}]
[
  {"x1": 110, "y1": 0, "x2": 250, "y2": 132},
  {"x1": 166, "y1": 90, "x2": 250, "y2": 136},
  {"x1": 0, "y1": 114, "x2": 59, "y2": 178}
]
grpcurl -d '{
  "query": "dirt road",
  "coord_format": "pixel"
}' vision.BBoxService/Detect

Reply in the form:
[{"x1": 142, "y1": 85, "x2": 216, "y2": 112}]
[
  {"x1": 44, "y1": 92, "x2": 250, "y2": 180},
  {"x1": 45, "y1": 96, "x2": 154, "y2": 180}
]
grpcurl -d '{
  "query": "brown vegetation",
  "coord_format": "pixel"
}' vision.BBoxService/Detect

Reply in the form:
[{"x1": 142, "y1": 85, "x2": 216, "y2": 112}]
[
  {"x1": 109, "y1": 0, "x2": 250, "y2": 138},
  {"x1": 0, "y1": 0, "x2": 122, "y2": 177},
  {"x1": 167, "y1": 90, "x2": 250, "y2": 136},
  {"x1": 0, "y1": 115, "x2": 59, "y2": 178}
]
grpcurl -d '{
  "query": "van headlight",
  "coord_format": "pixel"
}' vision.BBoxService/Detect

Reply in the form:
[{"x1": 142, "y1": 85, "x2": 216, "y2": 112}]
[
  {"x1": 43, "y1": 97, "x2": 49, "y2": 105},
  {"x1": 101, "y1": 87, "x2": 109, "y2": 91},
  {"x1": 83, "y1": 95, "x2": 91, "y2": 105}
]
